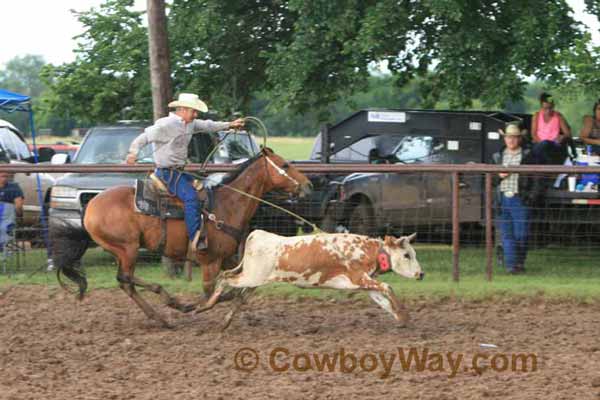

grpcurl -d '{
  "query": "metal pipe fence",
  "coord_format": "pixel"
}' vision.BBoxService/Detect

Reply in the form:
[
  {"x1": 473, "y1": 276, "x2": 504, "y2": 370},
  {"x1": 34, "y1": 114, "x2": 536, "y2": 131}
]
[{"x1": 1, "y1": 163, "x2": 599, "y2": 281}]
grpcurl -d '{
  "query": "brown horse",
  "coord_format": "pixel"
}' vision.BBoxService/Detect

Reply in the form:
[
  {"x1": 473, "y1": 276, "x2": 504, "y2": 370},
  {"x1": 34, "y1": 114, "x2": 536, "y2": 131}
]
[{"x1": 51, "y1": 148, "x2": 312, "y2": 327}]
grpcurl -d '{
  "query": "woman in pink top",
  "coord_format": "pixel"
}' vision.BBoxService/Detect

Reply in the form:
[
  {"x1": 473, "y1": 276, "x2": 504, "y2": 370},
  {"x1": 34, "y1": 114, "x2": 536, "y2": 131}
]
[{"x1": 530, "y1": 93, "x2": 571, "y2": 164}]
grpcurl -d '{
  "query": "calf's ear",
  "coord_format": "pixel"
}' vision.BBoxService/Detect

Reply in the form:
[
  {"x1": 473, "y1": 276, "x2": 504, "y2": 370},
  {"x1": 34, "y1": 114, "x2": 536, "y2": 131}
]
[
  {"x1": 396, "y1": 236, "x2": 408, "y2": 247},
  {"x1": 384, "y1": 235, "x2": 395, "y2": 246},
  {"x1": 407, "y1": 232, "x2": 417, "y2": 242}
]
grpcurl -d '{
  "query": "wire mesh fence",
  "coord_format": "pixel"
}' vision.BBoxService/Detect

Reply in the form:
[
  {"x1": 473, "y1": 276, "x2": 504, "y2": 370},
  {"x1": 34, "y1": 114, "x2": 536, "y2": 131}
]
[{"x1": 0, "y1": 164, "x2": 599, "y2": 283}]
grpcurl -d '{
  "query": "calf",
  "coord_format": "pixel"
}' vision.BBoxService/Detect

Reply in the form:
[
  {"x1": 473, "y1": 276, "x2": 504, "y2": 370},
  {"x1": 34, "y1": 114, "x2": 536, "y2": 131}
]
[{"x1": 197, "y1": 230, "x2": 423, "y2": 329}]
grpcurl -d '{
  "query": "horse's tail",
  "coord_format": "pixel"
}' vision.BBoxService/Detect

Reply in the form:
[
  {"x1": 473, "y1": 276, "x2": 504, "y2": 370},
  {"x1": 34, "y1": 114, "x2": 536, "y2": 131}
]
[{"x1": 50, "y1": 221, "x2": 90, "y2": 300}]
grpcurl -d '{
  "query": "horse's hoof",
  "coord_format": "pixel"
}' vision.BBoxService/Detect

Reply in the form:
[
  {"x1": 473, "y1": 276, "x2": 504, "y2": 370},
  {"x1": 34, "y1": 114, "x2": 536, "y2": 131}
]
[
  {"x1": 160, "y1": 320, "x2": 174, "y2": 329},
  {"x1": 220, "y1": 311, "x2": 234, "y2": 331},
  {"x1": 180, "y1": 303, "x2": 196, "y2": 313}
]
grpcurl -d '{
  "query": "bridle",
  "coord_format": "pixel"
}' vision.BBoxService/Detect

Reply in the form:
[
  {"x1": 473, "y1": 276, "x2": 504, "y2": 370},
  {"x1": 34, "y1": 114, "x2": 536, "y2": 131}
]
[{"x1": 264, "y1": 155, "x2": 300, "y2": 189}]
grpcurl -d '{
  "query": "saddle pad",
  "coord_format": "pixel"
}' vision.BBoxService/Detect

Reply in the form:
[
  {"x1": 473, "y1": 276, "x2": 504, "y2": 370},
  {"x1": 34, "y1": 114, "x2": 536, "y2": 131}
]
[{"x1": 134, "y1": 179, "x2": 185, "y2": 219}]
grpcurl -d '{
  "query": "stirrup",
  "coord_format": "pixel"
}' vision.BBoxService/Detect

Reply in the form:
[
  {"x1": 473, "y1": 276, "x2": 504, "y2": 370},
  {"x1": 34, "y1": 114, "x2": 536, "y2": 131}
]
[{"x1": 192, "y1": 221, "x2": 208, "y2": 251}]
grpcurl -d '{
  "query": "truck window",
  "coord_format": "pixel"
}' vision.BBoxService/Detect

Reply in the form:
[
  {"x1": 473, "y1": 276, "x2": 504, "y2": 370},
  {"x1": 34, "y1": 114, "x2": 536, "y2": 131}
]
[
  {"x1": 75, "y1": 128, "x2": 151, "y2": 164},
  {"x1": 393, "y1": 136, "x2": 436, "y2": 163},
  {"x1": 189, "y1": 132, "x2": 257, "y2": 163}
]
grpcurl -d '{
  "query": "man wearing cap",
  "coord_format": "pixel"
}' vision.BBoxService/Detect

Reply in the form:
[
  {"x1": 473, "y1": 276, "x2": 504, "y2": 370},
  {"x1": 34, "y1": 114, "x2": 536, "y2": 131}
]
[
  {"x1": 126, "y1": 93, "x2": 244, "y2": 251},
  {"x1": 491, "y1": 123, "x2": 541, "y2": 274}
]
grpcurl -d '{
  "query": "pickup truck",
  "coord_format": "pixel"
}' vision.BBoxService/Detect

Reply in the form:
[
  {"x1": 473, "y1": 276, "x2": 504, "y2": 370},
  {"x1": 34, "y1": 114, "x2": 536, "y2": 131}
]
[
  {"x1": 281, "y1": 109, "x2": 531, "y2": 236},
  {"x1": 289, "y1": 109, "x2": 600, "y2": 241},
  {"x1": 49, "y1": 122, "x2": 260, "y2": 228}
]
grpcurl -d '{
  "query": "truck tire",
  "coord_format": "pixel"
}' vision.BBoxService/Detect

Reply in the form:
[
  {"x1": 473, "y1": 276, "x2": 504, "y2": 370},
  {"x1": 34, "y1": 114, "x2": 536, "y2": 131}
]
[
  {"x1": 320, "y1": 208, "x2": 337, "y2": 233},
  {"x1": 349, "y1": 201, "x2": 376, "y2": 236}
]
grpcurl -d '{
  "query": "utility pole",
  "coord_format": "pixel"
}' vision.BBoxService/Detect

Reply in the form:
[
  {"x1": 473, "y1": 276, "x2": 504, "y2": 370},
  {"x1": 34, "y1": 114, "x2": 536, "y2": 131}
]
[
  {"x1": 147, "y1": 0, "x2": 172, "y2": 120},
  {"x1": 148, "y1": 0, "x2": 182, "y2": 277}
]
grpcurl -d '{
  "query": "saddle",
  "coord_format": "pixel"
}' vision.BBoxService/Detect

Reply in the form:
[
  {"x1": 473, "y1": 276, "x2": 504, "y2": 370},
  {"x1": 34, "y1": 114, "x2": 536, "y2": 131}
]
[
  {"x1": 133, "y1": 173, "x2": 243, "y2": 249},
  {"x1": 134, "y1": 173, "x2": 213, "y2": 219}
]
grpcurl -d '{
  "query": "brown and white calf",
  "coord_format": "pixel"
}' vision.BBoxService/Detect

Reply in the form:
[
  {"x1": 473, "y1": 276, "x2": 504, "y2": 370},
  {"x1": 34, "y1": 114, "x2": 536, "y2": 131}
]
[{"x1": 198, "y1": 229, "x2": 423, "y2": 327}]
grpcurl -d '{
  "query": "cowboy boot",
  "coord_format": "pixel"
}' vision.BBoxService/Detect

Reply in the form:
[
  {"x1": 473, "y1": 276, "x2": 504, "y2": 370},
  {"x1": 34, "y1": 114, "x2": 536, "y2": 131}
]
[{"x1": 191, "y1": 216, "x2": 208, "y2": 251}]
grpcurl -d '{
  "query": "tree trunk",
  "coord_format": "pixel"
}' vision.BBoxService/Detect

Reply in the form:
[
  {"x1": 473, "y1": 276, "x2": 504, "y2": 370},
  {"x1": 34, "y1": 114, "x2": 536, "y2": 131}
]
[{"x1": 147, "y1": 0, "x2": 172, "y2": 120}]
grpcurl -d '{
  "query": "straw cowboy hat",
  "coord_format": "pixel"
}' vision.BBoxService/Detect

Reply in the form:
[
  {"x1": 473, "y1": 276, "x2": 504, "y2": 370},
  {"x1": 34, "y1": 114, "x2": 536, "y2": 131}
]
[
  {"x1": 168, "y1": 93, "x2": 208, "y2": 113},
  {"x1": 500, "y1": 123, "x2": 525, "y2": 137}
]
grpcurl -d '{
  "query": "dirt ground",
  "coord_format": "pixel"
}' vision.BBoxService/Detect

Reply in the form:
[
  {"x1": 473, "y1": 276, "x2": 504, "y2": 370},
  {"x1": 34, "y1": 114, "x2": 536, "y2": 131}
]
[{"x1": 0, "y1": 286, "x2": 599, "y2": 400}]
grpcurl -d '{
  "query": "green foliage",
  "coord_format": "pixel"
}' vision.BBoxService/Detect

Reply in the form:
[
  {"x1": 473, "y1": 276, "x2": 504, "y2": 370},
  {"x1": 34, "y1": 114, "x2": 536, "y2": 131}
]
[
  {"x1": 39, "y1": 0, "x2": 151, "y2": 126},
  {"x1": 0, "y1": 55, "x2": 47, "y2": 133},
  {"x1": 168, "y1": 0, "x2": 295, "y2": 114},
  {"x1": 4, "y1": 246, "x2": 600, "y2": 301},
  {"x1": 33, "y1": 0, "x2": 597, "y2": 132},
  {"x1": 265, "y1": 0, "x2": 583, "y2": 114}
]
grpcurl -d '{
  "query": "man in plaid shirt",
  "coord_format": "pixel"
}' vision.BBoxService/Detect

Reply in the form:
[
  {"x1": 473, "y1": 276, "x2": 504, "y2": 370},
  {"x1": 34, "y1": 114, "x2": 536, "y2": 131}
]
[{"x1": 491, "y1": 123, "x2": 541, "y2": 274}]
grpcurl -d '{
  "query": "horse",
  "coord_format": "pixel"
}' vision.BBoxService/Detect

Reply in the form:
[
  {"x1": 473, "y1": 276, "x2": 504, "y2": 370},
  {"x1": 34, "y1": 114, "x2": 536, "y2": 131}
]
[{"x1": 51, "y1": 148, "x2": 312, "y2": 327}]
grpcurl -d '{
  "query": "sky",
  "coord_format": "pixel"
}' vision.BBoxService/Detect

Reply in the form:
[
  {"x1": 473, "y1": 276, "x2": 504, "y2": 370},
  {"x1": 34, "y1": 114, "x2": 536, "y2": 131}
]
[{"x1": 0, "y1": 0, "x2": 598, "y2": 68}]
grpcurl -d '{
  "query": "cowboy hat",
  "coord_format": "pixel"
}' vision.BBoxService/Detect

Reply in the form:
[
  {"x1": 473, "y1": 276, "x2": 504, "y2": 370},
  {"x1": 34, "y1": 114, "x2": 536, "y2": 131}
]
[
  {"x1": 500, "y1": 123, "x2": 524, "y2": 137},
  {"x1": 168, "y1": 93, "x2": 208, "y2": 113}
]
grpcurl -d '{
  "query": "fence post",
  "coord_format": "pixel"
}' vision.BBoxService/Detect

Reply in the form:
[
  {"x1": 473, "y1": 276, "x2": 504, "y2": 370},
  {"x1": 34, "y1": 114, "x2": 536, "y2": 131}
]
[
  {"x1": 452, "y1": 172, "x2": 460, "y2": 282},
  {"x1": 485, "y1": 173, "x2": 493, "y2": 281}
]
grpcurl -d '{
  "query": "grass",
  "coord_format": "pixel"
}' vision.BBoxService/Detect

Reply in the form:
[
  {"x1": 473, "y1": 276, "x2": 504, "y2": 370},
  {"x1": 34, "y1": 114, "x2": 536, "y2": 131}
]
[
  {"x1": 2, "y1": 245, "x2": 600, "y2": 303},
  {"x1": 260, "y1": 136, "x2": 315, "y2": 160}
]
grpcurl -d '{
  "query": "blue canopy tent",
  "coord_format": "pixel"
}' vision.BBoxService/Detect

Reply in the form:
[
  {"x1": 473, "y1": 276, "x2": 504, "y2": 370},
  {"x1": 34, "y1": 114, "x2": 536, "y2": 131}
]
[{"x1": 0, "y1": 89, "x2": 50, "y2": 266}]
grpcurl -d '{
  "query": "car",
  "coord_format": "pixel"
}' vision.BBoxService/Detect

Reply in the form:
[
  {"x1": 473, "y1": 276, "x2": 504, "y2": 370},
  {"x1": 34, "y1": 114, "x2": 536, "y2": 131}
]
[
  {"x1": 0, "y1": 119, "x2": 57, "y2": 229},
  {"x1": 28, "y1": 143, "x2": 79, "y2": 161},
  {"x1": 49, "y1": 122, "x2": 260, "y2": 228}
]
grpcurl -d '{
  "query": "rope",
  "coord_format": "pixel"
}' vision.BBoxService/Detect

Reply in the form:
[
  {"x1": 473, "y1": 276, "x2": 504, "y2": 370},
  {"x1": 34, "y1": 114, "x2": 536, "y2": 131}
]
[
  {"x1": 140, "y1": 114, "x2": 322, "y2": 235},
  {"x1": 220, "y1": 182, "x2": 322, "y2": 234},
  {"x1": 243, "y1": 116, "x2": 269, "y2": 148}
]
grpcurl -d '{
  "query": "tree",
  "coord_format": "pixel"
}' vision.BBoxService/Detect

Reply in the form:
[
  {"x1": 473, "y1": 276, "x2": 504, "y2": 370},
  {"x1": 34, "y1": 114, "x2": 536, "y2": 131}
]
[
  {"x1": 42, "y1": 0, "x2": 589, "y2": 128},
  {"x1": 40, "y1": 0, "x2": 151, "y2": 126},
  {"x1": 266, "y1": 0, "x2": 584, "y2": 114},
  {"x1": 0, "y1": 55, "x2": 48, "y2": 133}
]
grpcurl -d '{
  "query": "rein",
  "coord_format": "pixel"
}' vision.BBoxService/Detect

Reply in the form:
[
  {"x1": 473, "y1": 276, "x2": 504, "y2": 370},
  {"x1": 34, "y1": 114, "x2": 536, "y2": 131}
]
[{"x1": 185, "y1": 155, "x2": 321, "y2": 235}]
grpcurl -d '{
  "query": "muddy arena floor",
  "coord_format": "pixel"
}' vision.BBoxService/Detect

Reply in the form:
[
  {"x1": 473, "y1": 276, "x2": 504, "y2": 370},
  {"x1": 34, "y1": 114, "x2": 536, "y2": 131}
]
[{"x1": 0, "y1": 286, "x2": 599, "y2": 400}]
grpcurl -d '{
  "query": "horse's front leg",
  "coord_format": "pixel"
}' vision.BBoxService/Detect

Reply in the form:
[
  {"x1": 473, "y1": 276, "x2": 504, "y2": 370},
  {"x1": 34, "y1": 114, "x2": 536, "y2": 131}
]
[
  {"x1": 201, "y1": 257, "x2": 223, "y2": 299},
  {"x1": 130, "y1": 276, "x2": 198, "y2": 313}
]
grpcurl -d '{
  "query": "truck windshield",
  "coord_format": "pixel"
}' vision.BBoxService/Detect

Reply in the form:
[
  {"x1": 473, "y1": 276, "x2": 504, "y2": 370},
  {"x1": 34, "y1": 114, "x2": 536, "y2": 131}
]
[{"x1": 74, "y1": 128, "x2": 152, "y2": 164}]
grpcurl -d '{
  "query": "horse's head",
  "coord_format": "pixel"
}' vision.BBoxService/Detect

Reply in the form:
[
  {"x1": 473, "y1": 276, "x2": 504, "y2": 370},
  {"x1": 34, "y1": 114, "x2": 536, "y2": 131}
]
[{"x1": 260, "y1": 147, "x2": 312, "y2": 197}]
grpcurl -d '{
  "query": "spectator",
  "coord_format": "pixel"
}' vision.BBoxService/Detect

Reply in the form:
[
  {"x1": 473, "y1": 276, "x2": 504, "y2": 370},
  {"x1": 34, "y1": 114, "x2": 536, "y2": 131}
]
[
  {"x1": 0, "y1": 172, "x2": 23, "y2": 217},
  {"x1": 579, "y1": 99, "x2": 600, "y2": 155},
  {"x1": 0, "y1": 172, "x2": 24, "y2": 251},
  {"x1": 491, "y1": 123, "x2": 541, "y2": 275},
  {"x1": 531, "y1": 92, "x2": 571, "y2": 164}
]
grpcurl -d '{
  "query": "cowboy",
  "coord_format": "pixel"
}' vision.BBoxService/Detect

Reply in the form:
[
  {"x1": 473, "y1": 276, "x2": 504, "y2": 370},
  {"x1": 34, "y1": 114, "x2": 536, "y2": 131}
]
[
  {"x1": 126, "y1": 93, "x2": 244, "y2": 250},
  {"x1": 490, "y1": 123, "x2": 542, "y2": 275}
]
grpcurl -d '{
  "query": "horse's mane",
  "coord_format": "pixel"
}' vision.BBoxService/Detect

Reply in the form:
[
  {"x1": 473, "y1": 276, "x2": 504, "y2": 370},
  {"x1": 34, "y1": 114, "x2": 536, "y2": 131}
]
[{"x1": 219, "y1": 151, "x2": 264, "y2": 185}]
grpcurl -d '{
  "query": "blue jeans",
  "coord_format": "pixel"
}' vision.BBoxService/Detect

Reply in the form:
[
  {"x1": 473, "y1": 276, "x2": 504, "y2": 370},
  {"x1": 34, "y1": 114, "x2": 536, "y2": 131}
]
[
  {"x1": 155, "y1": 168, "x2": 202, "y2": 239},
  {"x1": 499, "y1": 194, "x2": 529, "y2": 271}
]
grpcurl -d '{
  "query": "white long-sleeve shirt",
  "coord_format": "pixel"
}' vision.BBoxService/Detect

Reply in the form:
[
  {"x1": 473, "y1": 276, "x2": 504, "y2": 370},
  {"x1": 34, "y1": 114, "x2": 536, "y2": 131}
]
[{"x1": 129, "y1": 112, "x2": 230, "y2": 168}]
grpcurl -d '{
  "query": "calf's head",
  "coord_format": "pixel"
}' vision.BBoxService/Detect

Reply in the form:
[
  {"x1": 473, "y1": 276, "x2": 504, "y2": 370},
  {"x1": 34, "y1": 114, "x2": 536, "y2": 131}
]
[{"x1": 383, "y1": 233, "x2": 423, "y2": 280}]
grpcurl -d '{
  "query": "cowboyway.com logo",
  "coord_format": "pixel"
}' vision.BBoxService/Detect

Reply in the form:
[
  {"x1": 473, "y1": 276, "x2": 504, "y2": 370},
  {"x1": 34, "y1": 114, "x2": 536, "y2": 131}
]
[{"x1": 233, "y1": 347, "x2": 538, "y2": 378}]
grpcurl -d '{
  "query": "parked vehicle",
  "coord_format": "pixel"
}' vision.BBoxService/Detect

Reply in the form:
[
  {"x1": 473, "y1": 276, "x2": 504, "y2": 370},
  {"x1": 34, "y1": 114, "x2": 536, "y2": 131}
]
[
  {"x1": 274, "y1": 109, "x2": 533, "y2": 236},
  {"x1": 0, "y1": 119, "x2": 57, "y2": 228},
  {"x1": 49, "y1": 122, "x2": 259, "y2": 228},
  {"x1": 28, "y1": 143, "x2": 79, "y2": 161}
]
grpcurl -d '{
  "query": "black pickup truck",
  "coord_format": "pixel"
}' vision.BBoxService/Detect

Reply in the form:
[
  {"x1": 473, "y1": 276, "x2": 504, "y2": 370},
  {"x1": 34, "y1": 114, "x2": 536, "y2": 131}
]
[
  {"x1": 254, "y1": 108, "x2": 600, "y2": 241},
  {"x1": 267, "y1": 109, "x2": 533, "y2": 237}
]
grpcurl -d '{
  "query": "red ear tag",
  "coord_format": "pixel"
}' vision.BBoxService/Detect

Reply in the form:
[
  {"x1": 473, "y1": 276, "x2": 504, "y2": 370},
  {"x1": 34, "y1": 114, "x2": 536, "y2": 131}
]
[{"x1": 377, "y1": 251, "x2": 391, "y2": 272}]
